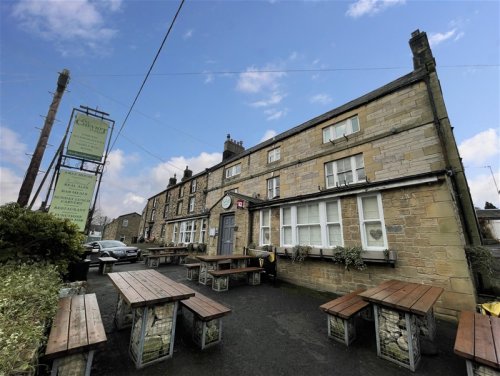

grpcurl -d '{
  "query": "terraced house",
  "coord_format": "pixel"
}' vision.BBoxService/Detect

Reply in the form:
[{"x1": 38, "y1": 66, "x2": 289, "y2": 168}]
[{"x1": 141, "y1": 31, "x2": 480, "y2": 320}]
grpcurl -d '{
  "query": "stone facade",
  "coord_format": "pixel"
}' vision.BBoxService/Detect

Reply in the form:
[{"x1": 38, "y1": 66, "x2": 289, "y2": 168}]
[
  {"x1": 102, "y1": 212, "x2": 141, "y2": 243},
  {"x1": 139, "y1": 31, "x2": 479, "y2": 320}
]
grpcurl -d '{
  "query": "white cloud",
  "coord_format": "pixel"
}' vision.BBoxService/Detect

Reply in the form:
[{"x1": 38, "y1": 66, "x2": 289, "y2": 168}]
[
  {"x1": 264, "y1": 108, "x2": 288, "y2": 121},
  {"x1": 0, "y1": 126, "x2": 28, "y2": 169},
  {"x1": 0, "y1": 167, "x2": 23, "y2": 205},
  {"x1": 236, "y1": 65, "x2": 286, "y2": 94},
  {"x1": 183, "y1": 29, "x2": 194, "y2": 39},
  {"x1": 12, "y1": 0, "x2": 121, "y2": 55},
  {"x1": 428, "y1": 29, "x2": 457, "y2": 47},
  {"x1": 346, "y1": 0, "x2": 405, "y2": 18},
  {"x1": 310, "y1": 93, "x2": 333, "y2": 105},
  {"x1": 250, "y1": 92, "x2": 285, "y2": 108},
  {"x1": 260, "y1": 130, "x2": 277, "y2": 142},
  {"x1": 466, "y1": 171, "x2": 500, "y2": 209},
  {"x1": 459, "y1": 128, "x2": 500, "y2": 166}
]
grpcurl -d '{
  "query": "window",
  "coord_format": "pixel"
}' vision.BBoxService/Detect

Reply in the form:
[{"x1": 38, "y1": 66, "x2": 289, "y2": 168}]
[
  {"x1": 150, "y1": 209, "x2": 156, "y2": 221},
  {"x1": 323, "y1": 115, "x2": 359, "y2": 143},
  {"x1": 190, "y1": 179, "x2": 197, "y2": 193},
  {"x1": 160, "y1": 224, "x2": 166, "y2": 238},
  {"x1": 268, "y1": 147, "x2": 281, "y2": 163},
  {"x1": 260, "y1": 209, "x2": 271, "y2": 245},
  {"x1": 188, "y1": 197, "x2": 195, "y2": 213},
  {"x1": 122, "y1": 219, "x2": 128, "y2": 227},
  {"x1": 199, "y1": 218, "x2": 207, "y2": 243},
  {"x1": 358, "y1": 193, "x2": 387, "y2": 250},
  {"x1": 176, "y1": 201, "x2": 183, "y2": 215},
  {"x1": 166, "y1": 192, "x2": 170, "y2": 203},
  {"x1": 178, "y1": 185, "x2": 184, "y2": 198},
  {"x1": 224, "y1": 188, "x2": 238, "y2": 194},
  {"x1": 325, "y1": 154, "x2": 365, "y2": 188},
  {"x1": 225, "y1": 164, "x2": 241, "y2": 179},
  {"x1": 163, "y1": 204, "x2": 169, "y2": 218},
  {"x1": 172, "y1": 223, "x2": 178, "y2": 243},
  {"x1": 280, "y1": 200, "x2": 343, "y2": 248},
  {"x1": 152, "y1": 197, "x2": 158, "y2": 208},
  {"x1": 267, "y1": 176, "x2": 280, "y2": 199},
  {"x1": 179, "y1": 220, "x2": 196, "y2": 243}
]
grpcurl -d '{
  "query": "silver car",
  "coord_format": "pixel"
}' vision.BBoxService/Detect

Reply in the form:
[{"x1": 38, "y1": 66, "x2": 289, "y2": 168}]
[{"x1": 85, "y1": 240, "x2": 141, "y2": 263}]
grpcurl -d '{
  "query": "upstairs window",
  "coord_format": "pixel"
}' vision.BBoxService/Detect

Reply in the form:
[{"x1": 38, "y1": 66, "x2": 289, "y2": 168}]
[
  {"x1": 325, "y1": 154, "x2": 365, "y2": 188},
  {"x1": 150, "y1": 209, "x2": 156, "y2": 221},
  {"x1": 268, "y1": 147, "x2": 281, "y2": 163},
  {"x1": 163, "y1": 204, "x2": 169, "y2": 218},
  {"x1": 179, "y1": 185, "x2": 184, "y2": 198},
  {"x1": 188, "y1": 197, "x2": 195, "y2": 213},
  {"x1": 322, "y1": 115, "x2": 360, "y2": 143},
  {"x1": 225, "y1": 164, "x2": 241, "y2": 179},
  {"x1": 267, "y1": 176, "x2": 280, "y2": 199},
  {"x1": 122, "y1": 219, "x2": 128, "y2": 227},
  {"x1": 176, "y1": 201, "x2": 183, "y2": 215},
  {"x1": 190, "y1": 179, "x2": 197, "y2": 193},
  {"x1": 152, "y1": 197, "x2": 158, "y2": 208}
]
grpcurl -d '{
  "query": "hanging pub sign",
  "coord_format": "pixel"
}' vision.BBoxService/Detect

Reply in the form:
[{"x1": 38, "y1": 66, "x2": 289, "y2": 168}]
[
  {"x1": 237, "y1": 199, "x2": 245, "y2": 209},
  {"x1": 66, "y1": 113, "x2": 109, "y2": 161},
  {"x1": 48, "y1": 170, "x2": 97, "y2": 231}
]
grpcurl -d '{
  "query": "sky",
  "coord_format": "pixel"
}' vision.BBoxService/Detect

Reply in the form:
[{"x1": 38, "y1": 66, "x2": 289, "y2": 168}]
[{"x1": 1, "y1": 0, "x2": 499, "y2": 221}]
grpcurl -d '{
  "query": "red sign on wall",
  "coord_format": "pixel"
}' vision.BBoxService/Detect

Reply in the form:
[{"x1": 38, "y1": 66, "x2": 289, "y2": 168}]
[{"x1": 237, "y1": 199, "x2": 245, "y2": 209}]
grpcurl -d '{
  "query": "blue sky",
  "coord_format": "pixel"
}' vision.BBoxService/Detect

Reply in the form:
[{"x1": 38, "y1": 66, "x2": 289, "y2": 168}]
[{"x1": 1, "y1": 0, "x2": 499, "y2": 219}]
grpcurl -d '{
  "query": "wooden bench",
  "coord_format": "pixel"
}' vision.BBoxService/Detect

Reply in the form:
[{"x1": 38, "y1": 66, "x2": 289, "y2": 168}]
[
  {"x1": 208, "y1": 267, "x2": 264, "y2": 292},
  {"x1": 454, "y1": 311, "x2": 500, "y2": 376},
  {"x1": 184, "y1": 263, "x2": 201, "y2": 281},
  {"x1": 98, "y1": 257, "x2": 117, "y2": 275},
  {"x1": 45, "y1": 293, "x2": 106, "y2": 376},
  {"x1": 319, "y1": 289, "x2": 370, "y2": 346},
  {"x1": 180, "y1": 292, "x2": 232, "y2": 349},
  {"x1": 146, "y1": 253, "x2": 189, "y2": 268}
]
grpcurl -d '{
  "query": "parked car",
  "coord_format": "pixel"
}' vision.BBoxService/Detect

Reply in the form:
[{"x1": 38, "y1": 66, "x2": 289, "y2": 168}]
[{"x1": 84, "y1": 240, "x2": 141, "y2": 263}]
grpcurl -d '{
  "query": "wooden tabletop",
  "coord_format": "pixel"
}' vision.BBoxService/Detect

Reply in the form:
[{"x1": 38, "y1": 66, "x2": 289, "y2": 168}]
[
  {"x1": 454, "y1": 311, "x2": 500, "y2": 370},
  {"x1": 45, "y1": 293, "x2": 107, "y2": 358},
  {"x1": 108, "y1": 270, "x2": 194, "y2": 308},
  {"x1": 196, "y1": 254, "x2": 254, "y2": 262},
  {"x1": 358, "y1": 279, "x2": 443, "y2": 316},
  {"x1": 98, "y1": 256, "x2": 117, "y2": 262}
]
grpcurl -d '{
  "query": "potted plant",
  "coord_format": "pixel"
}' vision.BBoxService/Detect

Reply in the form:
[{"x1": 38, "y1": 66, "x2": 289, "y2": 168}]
[
  {"x1": 332, "y1": 246, "x2": 366, "y2": 271},
  {"x1": 291, "y1": 245, "x2": 311, "y2": 263}
]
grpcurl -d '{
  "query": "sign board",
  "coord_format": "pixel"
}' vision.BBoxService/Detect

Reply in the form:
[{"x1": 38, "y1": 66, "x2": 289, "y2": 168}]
[
  {"x1": 237, "y1": 199, "x2": 245, "y2": 209},
  {"x1": 49, "y1": 170, "x2": 97, "y2": 231},
  {"x1": 67, "y1": 113, "x2": 109, "y2": 161}
]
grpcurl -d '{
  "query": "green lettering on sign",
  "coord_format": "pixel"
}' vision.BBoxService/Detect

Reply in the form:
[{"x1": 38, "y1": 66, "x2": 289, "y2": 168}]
[
  {"x1": 49, "y1": 170, "x2": 97, "y2": 231},
  {"x1": 67, "y1": 113, "x2": 109, "y2": 161}
]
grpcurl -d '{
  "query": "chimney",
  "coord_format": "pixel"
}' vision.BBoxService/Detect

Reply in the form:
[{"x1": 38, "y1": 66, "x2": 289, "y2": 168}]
[
  {"x1": 223, "y1": 134, "x2": 245, "y2": 161},
  {"x1": 181, "y1": 166, "x2": 193, "y2": 182},
  {"x1": 409, "y1": 29, "x2": 436, "y2": 72},
  {"x1": 167, "y1": 174, "x2": 177, "y2": 187}
]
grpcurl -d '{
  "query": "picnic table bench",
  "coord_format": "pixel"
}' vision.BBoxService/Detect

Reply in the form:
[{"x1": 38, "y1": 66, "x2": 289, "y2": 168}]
[
  {"x1": 146, "y1": 252, "x2": 189, "y2": 268},
  {"x1": 319, "y1": 289, "x2": 370, "y2": 346},
  {"x1": 184, "y1": 263, "x2": 201, "y2": 281},
  {"x1": 208, "y1": 266, "x2": 264, "y2": 292},
  {"x1": 98, "y1": 256, "x2": 117, "y2": 275},
  {"x1": 454, "y1": 311, "x2": 500, "y2": 376},
  {"x1": 180, "y1": 292, "x2": 232, "y2": 349},
  {"x1": 45, "y1": 293, "x2": 106, "y2": 376}
]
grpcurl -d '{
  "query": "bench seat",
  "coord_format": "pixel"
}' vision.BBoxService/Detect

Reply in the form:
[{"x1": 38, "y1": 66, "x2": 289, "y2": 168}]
[
  {"x1": 319, "y1": 289, "x2": 370, "y2": 346},
  {"x1": 180, "y1": 292, "x2": 231, "y2": 349},
  {"x1": 208, "y1": 267, "x2": 264, "y2": 292},
  {"x1": 454, "y1": 311, "x2": 500, "y2": 376},
  {"x1": 98, "y1": 257, "x2": 117, "y2": 275},
  {"x1": 184, "y1": 263, "x2": 201, "y2": 281},
  {"x1": 45, "y1": 293, "x2": 106, "y2": 375},
  {"x1": 146, "y1": 253, "x2": 189, "y2": 268}
]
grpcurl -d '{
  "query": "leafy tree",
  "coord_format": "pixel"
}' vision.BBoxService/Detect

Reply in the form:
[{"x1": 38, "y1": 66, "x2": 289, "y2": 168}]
[
  {"x1": 484, "y1": 202, "x2": 498, "y2": 209},
  {"x1": 0, "y1": 203, "x2": 85, "y2": 272}
]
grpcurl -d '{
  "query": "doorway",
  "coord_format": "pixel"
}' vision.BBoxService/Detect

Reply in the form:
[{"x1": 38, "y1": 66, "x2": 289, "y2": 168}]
[{"x1": 218, "y1": 214, "x2": 235, "y2": 255}]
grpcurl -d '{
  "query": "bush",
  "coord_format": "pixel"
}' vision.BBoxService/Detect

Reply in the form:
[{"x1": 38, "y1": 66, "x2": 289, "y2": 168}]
[
  {"x1": 332, "y1": 246, "x2": 367, "y2": 271},
  {"x1": 0, "y1": 264, "x2": 62, "y2": 375},
  {"x1": 0, "y1": 203, "x2": 85, "y2": 272},
  {"x1": 465, "y1": 245, "x2": 494, "y2": 278}
]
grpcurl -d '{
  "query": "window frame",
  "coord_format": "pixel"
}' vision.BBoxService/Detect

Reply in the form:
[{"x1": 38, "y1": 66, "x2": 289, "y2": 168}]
[
  {"x1": 190, "y1": 179, "x2": 197, "y2": 194},
  {"x1": 325, "y1": 153, "x2": 365, "y2": 188},
  {"x1": 259, "y1": 209, "x2": 271, "y2": 246},
  {"x1": 322, "y1": 115, "x2": 360, "y2": 143},
  {"x1": 267, "y1": 147, "x2": 281, "y2": 163},
  {"x1": 122, "y1": 219, "x2": 128, "y2": 227},
  {"x1": 357, "y1": 193, "x2": 388, "y2": 251},
  {"x1": 225, "y1": 164, "x2": 241, "y2": 179},
  {"x1": 176, "y1": 201, "x2": 183, "y2": 215},
  {"x1": 199, "y1": 218, "x2": 207, "y2": 243},
  {"x1": 188, "y1": 197, "x2": 195, "y2": 213},
  {"x1": 267, "y1": 176, "x2": 280, "y2": 199}
]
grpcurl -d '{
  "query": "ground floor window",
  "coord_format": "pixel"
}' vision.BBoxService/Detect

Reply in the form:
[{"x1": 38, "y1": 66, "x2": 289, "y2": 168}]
[
  {"x1": 199, "y1": 218, "x2": 207, "y2": 243},
  {"x1": 357, "y1": 193, "x2": 387, "y2": 250},
  {"x1": 260, "y1": 209, "x2": 271, "y2": 245},
  {"x1": 280, "y1": 199, "x2": 343, "y2": 248}
]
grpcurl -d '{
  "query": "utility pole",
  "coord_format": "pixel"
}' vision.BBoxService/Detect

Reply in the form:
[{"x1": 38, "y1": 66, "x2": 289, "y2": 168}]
[{"x1": 17, "y1": 69, "x2": 70, "y2": 207}]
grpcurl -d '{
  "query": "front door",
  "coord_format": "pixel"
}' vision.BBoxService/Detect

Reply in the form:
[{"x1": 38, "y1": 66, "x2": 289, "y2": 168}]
[{"x1": 219, "y1": 214, "x2": 235, "y2": 255}]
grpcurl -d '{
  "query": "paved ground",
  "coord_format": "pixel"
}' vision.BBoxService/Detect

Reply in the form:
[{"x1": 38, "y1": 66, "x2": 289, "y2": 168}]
[{"x1": 84, "y1": 261, "x2": 465, "y2": 376}]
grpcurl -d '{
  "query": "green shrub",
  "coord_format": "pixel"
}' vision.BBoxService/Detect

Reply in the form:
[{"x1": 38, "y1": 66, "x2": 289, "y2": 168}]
[
  {"x1": 332, "y1": 246, "x2": 367, "y2": 271},
  {"x1": 465, "y1": 245, "x2": 494, "y2": 278},
  {"x1": 0, "y1": 203, "x2": 85, "y2": 272},
  {"x1": 0, "y1": 264, "x2": 62, "y2": 375},
  {"x1": 292, "y1": 245, "x2": 311, "y2": 263}
]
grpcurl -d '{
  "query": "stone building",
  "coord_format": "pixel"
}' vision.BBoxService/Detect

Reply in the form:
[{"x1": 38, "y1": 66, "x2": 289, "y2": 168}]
[
  {"x1": 140, "y1": 31, "x2": 480, "y2": 320},
  {"x1": 102, "y1": 212, "x2": 141, "y2": 243}
]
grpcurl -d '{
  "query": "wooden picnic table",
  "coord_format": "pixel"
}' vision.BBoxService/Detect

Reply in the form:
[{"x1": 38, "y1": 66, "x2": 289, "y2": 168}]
[
  {"x1": 196, "y1": 254, "x2": 255, "y2": 285},
  {"x1": 454, "y1": 311, "x2": 500, "y2": 375},
  {"x1": 358, "y1": 280, "x2": 444, "y2": 371},
  {"x1": 108, "y1": 270, "x2": 194, "y2": 369},
  {"x1": 145, "y1": 246, "x2": 189, "y2": 267}
]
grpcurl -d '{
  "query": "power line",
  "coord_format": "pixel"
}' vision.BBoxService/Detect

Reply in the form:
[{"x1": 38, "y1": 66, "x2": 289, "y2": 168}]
[{"x1": 109, "y1": 0, "x2": 185, "y2": 152}]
